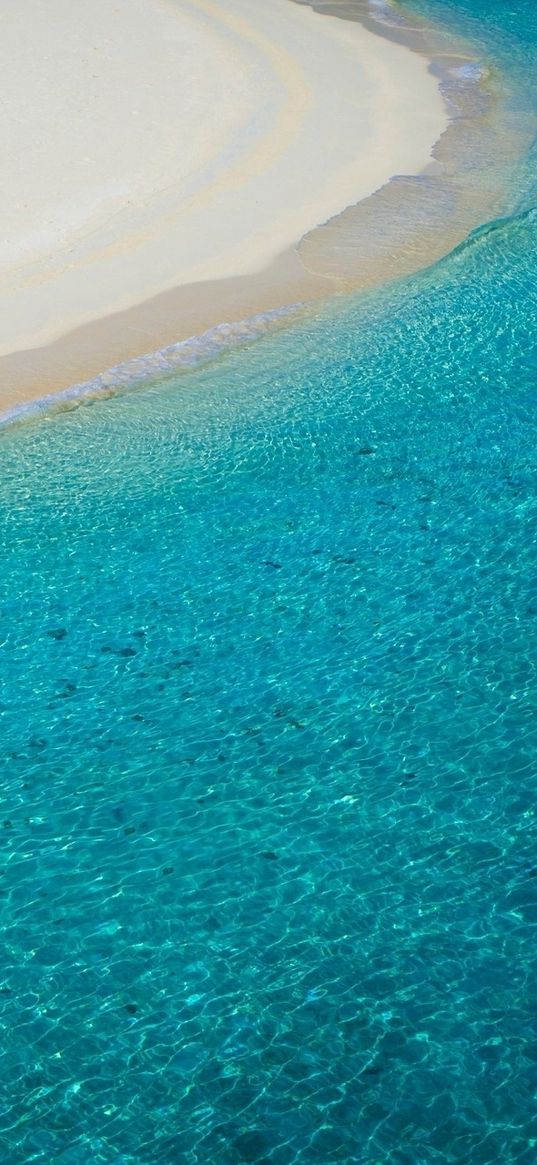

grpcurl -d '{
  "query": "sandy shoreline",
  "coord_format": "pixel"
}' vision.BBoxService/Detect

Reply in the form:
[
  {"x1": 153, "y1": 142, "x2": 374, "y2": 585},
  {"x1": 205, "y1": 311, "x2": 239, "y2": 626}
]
[{"x1": 0, "y1": 0, "x2": 449, "y2": 410}]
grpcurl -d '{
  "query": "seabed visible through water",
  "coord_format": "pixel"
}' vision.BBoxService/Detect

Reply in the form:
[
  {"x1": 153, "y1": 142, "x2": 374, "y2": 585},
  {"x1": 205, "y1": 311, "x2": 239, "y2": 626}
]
[{"x1": 1, "y1": 0, "x2": 537, "y2": 1162}]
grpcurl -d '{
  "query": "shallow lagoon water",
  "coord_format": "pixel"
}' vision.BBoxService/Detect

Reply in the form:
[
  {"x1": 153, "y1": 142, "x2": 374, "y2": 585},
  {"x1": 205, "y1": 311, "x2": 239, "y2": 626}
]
[{"x1": 2, "y1": 1, "x2": 537, "y2": 1162}]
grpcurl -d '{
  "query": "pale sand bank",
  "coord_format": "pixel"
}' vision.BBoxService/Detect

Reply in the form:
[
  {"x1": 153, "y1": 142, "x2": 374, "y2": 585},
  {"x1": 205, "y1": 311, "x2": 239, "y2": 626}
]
[{"x1": 0, "y1": 0, "x2": 447, "y2": 405}]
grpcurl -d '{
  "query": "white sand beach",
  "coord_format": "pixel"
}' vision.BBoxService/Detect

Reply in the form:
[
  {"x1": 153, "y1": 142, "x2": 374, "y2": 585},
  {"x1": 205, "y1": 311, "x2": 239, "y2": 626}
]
[{"x1": 0, "y1": 0, "x2": 446, "y2": 403}]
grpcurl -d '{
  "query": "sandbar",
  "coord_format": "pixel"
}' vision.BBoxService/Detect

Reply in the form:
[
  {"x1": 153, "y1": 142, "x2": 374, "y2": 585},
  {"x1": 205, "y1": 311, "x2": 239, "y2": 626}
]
[{"x1": 0, "y1": 0, "x2": 447, "y2": 407}]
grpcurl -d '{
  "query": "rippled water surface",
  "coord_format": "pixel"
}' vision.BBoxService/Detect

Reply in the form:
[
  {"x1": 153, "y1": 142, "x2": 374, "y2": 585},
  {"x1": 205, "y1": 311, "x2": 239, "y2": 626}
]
[{"x1": 2, "y1": 2, "x2": 537, "y2": 1162}]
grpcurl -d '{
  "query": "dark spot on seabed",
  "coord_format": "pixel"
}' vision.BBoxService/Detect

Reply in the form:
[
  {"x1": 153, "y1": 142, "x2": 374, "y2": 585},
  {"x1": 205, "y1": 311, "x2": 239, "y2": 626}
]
[
  {"x1": 400, "y1": 772, "x2": 417, "y2": 785},
  {"x1": 263, "y1": 560, "x2": 282, "y2": 569},
  {"x1": 46, "y1": 627, "x2": 67, "y2": 640},
  {"x1": 261, "y1": 851, "x2": 279, "y2": 861},
  {"x1": 125, "y1": 1003, "x2": 138, "y2": 1015},
  {"x1": 357, "y1": 446, "x2": 376, "y2": 456},
  {"x1": 233, "y1": 1131, "x2": 270, "y2": 1161},
  {"x1": 101, "y1": 645, "x2": 137, "y2": 657},
  {"x1": 162, "y1": 866, "x2": 175, "y2": 876}
]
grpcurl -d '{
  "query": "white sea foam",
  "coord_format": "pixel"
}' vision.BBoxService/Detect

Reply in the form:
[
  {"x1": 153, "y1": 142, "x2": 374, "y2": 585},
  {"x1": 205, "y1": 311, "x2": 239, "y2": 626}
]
[{"x1": 0, "y1": 307, "x2": 301, "y2": 432}]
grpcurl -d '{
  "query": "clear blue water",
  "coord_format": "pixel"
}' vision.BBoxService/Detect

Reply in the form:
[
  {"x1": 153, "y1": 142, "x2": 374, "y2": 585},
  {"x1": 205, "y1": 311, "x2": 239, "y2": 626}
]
[{"x1": 2, "y1": 3, "x2": 537, "y2": 1163}]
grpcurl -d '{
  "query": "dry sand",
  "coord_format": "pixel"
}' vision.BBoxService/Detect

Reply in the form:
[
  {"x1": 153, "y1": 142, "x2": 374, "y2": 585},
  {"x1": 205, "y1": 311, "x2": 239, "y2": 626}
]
[{"x1": 0, "y1": 0, "x2": 446, "y2": 405}]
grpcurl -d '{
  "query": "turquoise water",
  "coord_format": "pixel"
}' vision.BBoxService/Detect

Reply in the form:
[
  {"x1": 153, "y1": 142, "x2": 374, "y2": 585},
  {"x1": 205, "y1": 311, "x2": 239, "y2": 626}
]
[{"x1": 2, "y1": 3, "x2": 537, "y2": 1163}]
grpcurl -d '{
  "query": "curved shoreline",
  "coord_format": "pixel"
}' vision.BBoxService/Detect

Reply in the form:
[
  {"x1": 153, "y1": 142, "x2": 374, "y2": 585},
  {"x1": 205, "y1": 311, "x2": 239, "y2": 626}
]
[
  {"x1": 295, "y1": 0, "x2": 537, "y2": 288},
  {"x1": 0, "y1": 0, "x2": 535, "y2": 425},
  {"x1": 0, "y1": 305, "x2": 305, "y2": 431},
  {"x1": 0, "y1": 0, "x2": 444, "y2": 352}
]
